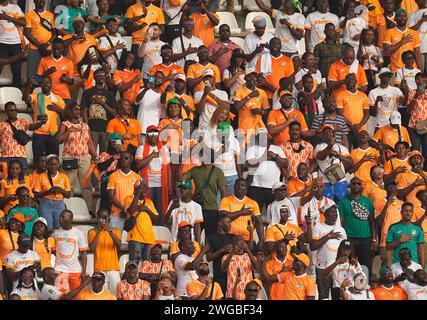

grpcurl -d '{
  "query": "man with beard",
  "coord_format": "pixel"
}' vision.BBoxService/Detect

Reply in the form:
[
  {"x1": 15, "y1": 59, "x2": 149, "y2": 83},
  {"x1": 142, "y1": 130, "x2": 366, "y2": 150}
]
[
  {"x1": 78, "y1": 272, "x2": 116, "y2": 300},
  {"x1": 116, "y1": 261, "x2": 151, "y2": 300},
  {"x1": 391, "y1": 247, "x2": 422, "y2": 280},
  {"x1": 186, "y1": 262, "x2": 223, "y2": 300},
  {"x1": 187, "y1": 45, "x2": 221, "y2": 93},
  {"x1": 370, "y1": 266, "x2": 408, "y2": 300},
  {"x1": 400, "y1": 269, "x2": 427, "y2": 300}
]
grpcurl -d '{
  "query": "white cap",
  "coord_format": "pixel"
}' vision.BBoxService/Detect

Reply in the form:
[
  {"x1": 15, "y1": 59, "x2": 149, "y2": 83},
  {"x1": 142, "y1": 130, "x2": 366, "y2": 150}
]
[
  {"x1": 35, "y1": 217, "x2": 48, "y2": 227},
  {"x1": 378, "y1": 67, "x2": 393, "y2": 77},
  {"x1": 272, "y1": 182, "x2": 286, "y2": 192},
  {"x1": 175, "y1": 73, "x2": 186, "y2": 81},
  {"x1": 252, "y1": 16, "x2": 267, "y2": 27},
  {"x1": 320, "y1": 201, "x2": 337, "y2": 214},
  {"x1": 203, "y1": 69, "x2": 215, "y2": 77},
  {"x1": 390, "y1": 111, "x2": 401, "y2": 125},
  {"x1": 354, "y1": 5, "x2": 368, "y2": 14}
]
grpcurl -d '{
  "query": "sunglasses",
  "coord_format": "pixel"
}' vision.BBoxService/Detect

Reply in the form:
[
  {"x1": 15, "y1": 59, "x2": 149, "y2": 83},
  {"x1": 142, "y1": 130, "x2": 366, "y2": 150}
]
[{"x1": 147, "y1": 132, "x2": 159, "y2": 136}]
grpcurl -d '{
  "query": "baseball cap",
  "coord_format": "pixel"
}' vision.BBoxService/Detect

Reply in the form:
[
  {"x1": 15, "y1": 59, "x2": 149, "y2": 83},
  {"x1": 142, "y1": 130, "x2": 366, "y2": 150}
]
[
  {"x1": 178, "y1": 180, "x2": 192, "y2": 190},
  {"x1": 11, "y1": 213, "x2": 25, "y2": 224},
  {"x1": 175, "y1": 73, "x2": 187, "y2": 81},
  {"x1": 252, "y1": 16, "x2": 267, "y2": 27},
  {"x1": 34, "y1": 217, "x2": 48, "y2": 227},
  {"x1": 147, "y1": 125, "x2": 160, "y2": 133},
  {"x1": 92, "y1": 272, "x2": 106, "y2": 280},
  {"x1": 409, "y1": 150, "x2": 424, "y2": 161},
  {"x1": 389, "y1": 111, "x2": 401, "y2": 125},
  {"x1": 151, "y1": 242, "x2": 162, "y2": 250},
  {"x1": 378, "y1": 67, "x2": 393, "y2": 78},
  {"x1": 217, "y1": 121, "x2": 231, "y2": 135},
  {"x1": 379, "y1": 266, "x2": 392, "y2": 276},
  {"x1": 279, "y1": 90, "x2": 292, "y2": 98},
  {"x1": 320, "y1": 124, "x2": 335, "y2": 132},
  {"x1": 203, "y1": 69, "x2": 215, "y2": 77},
  {"x1": 109, "y1": 133, "x2": 122, "y2": 141},
  {"x1": 46, "y1": 154, "x2": 59, "y2": 162},
  {"x1": 248, "y1": 278, "x2": 263, "y2": 289},
  {"x1": 320, "y1": 201, "x2": 337, "y2": 214},
  {"x1": 293, "y1": 252, "x2": 310, "y2": 268},
  {"x1": 178, "y1": 221, "x2": 193, "y2": 229},
  {"x1": 125, "y1": 261, "x2": 138, "y2": 269},
  {"x1": 272, "y1": 182, "x2": 286, "y2": 192},
  {"x1": 167, "y1": 97, "x2": 181, "y2": 107}
]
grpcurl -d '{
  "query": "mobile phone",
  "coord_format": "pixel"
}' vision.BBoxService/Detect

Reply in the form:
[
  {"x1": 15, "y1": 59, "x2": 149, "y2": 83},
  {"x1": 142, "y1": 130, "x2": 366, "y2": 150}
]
[
  {"x1": 149, "y1": 76, "x2": 156, "y2": 85},
  {"x1": 204, "y1": 80, "x2": 211, "y2": 88},
  {"x1": 89, "y1": 47, "x2": 96, "y2": 56},
  {"x1": 147, "y1": 27, "x2": 154, "y2": 38}
]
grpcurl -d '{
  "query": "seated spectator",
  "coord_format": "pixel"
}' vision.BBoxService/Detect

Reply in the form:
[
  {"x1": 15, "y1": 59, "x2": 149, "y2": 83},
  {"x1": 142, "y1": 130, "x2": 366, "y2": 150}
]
[
  {"x1": 78, "y1": 272, "x2": 116, "y2": 300},
  {"x1": 8, "y1": 187, "x2": 38, "y2": 236},
  {"x1": 0, "y1": 213, "x2": 23, "y2": 275},
  {"x1": 31, "y1": 217, "x2": 55, "y2": 270},
  {"x1": 170, "y1": 222, "x2": 201, "y2": 262},
  {"x1": 391, "y1": 247, "x2": 423, "y2": 280},
  {"x1": 10, "y1": 267, "x2": 41, "y2": 300},
  {"x1": 268, "y1": 182, "x2": 299, "y2": 226},
  {"x1": 370, "y1": 266, "x2": 408, "y2": 300},
  {"x1": 186, "y1": 262, "x2": 223, "y2": 300},
  {"x1": 41, "y1": 267, "x2": 90, "y2": 300},
  {"x1": 340, "y1": 272, "x2": 375, "y2": 300},
  {"x1": 400, "y1": 269, "x2": 427, "y2": 300},
  {"x1": 153, "y1": 273, "x2": 181, "y2": 300},
  {"x1": 161, "y1": 74, "x2": 195, "y2": 120},
  {"x1": 116, "y1": 261, "x2": 151, "y2": 300}
]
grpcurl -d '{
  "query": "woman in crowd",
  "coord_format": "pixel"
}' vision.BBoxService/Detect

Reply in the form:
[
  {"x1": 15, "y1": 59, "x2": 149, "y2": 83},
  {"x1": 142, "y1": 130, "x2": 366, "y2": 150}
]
[{"x1": 31, "y1": 217, "x2": 55, "y2": 270}]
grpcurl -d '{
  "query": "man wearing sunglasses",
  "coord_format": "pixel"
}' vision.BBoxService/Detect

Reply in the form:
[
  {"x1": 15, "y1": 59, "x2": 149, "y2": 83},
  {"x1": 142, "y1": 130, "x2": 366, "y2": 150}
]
[{"x1": 7, "y1": 187, "x2": 38, "y2": 236}]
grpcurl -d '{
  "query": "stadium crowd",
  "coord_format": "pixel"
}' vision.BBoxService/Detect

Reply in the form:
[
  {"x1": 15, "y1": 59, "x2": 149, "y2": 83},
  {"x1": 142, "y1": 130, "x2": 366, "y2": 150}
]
[{"x1": 0, "y1": 0, "x2": 426, "y2": 300}]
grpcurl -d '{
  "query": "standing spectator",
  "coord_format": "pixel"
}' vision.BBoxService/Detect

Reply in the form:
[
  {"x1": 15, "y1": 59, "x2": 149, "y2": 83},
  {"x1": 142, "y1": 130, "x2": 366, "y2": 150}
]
[
  {"x1": 171, "y1": 17, "x2": 202, "y2": 70},
  {"x1": 161, "y1": 74, "x2": 195, "y2": 120},
  {"x1": 36, "y1": 38, "x2": 75, "y2": 103},
  {"x1": 206, "y1": 215, "x2": 234, "y2": 294},
  {"x1": 349, "y1": 130, "x2": 380, "y2": 184},
  {"x1": 208, "y1": 24, "x2": 241, "y2": 75},
  {"x1": 288, "y1": 163, "x2": 313, "y2": 197},
  {"x1": 87, "y1": 209, "x2": 122, "y2": 296},
  {"x1": 256, "y1": 37, "x2": 295, "y2": 99},
  {"x1": 313, "y1": 23, "x2": 344, "y2": 78},
  {"x1": 149, "y1": 44, "x2": 184, "y2": 92},
  {"x1": 165, "y1": 180, "x2": 203, "y2": 242},
  {"x1": 97, "y1": 17, "x2": 125, "y2": 74},
  {"x1": 52, "y1": 210, "x2": 88, "y2": 294},
  {"x1": 185, "y1": 0, "x2": 219, "y2": 47},
  {"x1": 31, "y1": 217, "x2": 55, "y2": 270},
  {"x1": 374, "y1": 0, "x2": 396, "y2": 53},
  {"x1": 305, "y1": 0, "x2": 340, "y2": 53},
  {"x1": 243, "y1": 16, "x2": 274, "y2": 70},
  {"x1": 386, "y1": 202, "x2": 425, "y2": 267},
  {"x1": 56, "y1": 103, "x2": 97, "y2": 214},
  {"x1": 81, "y1": 68, "x2": 117, "y2": 154},
  {"x1": 407, "y1": 84, "x2": 427, "y2": 166},
  {"x1": 0, "y1": 102, "x2": 45, "y2": 172},
  {"x1": 370, "y1": 266, "x2": 408, "y2": 300},
  {"x1": 116, "y1": 261, "x2": 151, "y2": 300},
  {"x1": 169, "y1": 222, "x2": 201, "y2": 261},
  {"x1": 125, "y1": 0, "x2": 165, "y2": 55},
  {"x1": 409, "y1": 0, "x2": 427, "y2": 73},
  {"x1": 106, "y1": 151, "x2": 141, "y2": 231},
  {"x1": 24, "y1": 0, "x2": 55, "y2": 80},
  {"x1": 373, "y1": 111, "x2": 412, "y2": 151},
  {"x1": 78, "y1": 272, "x2": 116, "y2": 300},
  {"x1": 310, "y1": 203, "x2": 347, "y2": 300},
  {"x1": 186, "y1": 262, "x2": 223, "y2": 300},
  {"x1": 162, "y1": 0, "x2": 185, "y2": 44},
  {"x1": 0, "y1": 0, "x2": 25, "y2": 88},
  {"x1": 384, "y1": 8, "x2": 421, "y2": 73},
  {"x1": 187, "y1": 46, "x2": 221, "y2": 93},
  {"x1": 255, "y1": 0, "x2": 305, "y2": 56},
  {"x1": 138, "y1": 23, "x2": 166, "y2": 83},
  {"x1": 106, "y1": 99, "x2": 143, "y2": 153},
  {"x1": 23, "y1": 76, "x2": 65, "y2": 162},
  {"x1": 125, "y1": 178, "x2": 159, "y2": 262},
  {"x1": 7, "y1": 187, "x2": 38, "y2": 236},
  {"x1": 33, "y1": 155, "x2": 71, "y2": 231},
  {"x1": 339, "y1": 177, "x2": 377, "y2": 274},
  {"x1": 314, "y1": 125, "x2": 353, "y2": 203},
  {"x1": 0, "y1": 213, "x2": 23, "y2": 285},
  {"x1": 268, "y1": 181, "x2": 299, "y2": 226},
  {"x1": 113, "y1": 51, "x2": 144, "y2": 105}
]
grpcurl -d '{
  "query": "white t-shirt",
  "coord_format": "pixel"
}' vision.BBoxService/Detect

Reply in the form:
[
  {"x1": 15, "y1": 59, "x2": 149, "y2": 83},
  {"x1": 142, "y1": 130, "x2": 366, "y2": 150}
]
[
  {"x1": 168, "y1": 200, "x2": 203, "y2": 241},
  {"x1": 245, "y1": 145, "x2": 266, "y2": 176},
  {"x1": 272, "y1": 9, "x2": 305, "y2": 53},
  {"x1": 300, "y1": 196, "x2": 341, "y2": 229},
  {"x1": 53, "y1": 227, "x2": 88, "y2": 273},
  {"x1": 135, "y1": 145, "x2": 170, "y2": 187},
  {"x1": 172, "y1": 35, "x2": 204, "y2": 69},
  {"x1": 6, "y1": 250, "x2": 41, "y2": 289},
  {"x1": 194, "y1": 89, "x2": 229, "y2": 129},
  {"x1": 368, "y1": 86, "x2": 404, "y2": 128},
  {"x1": 10, "y1": 286, "x2": 41, "y2": 300},
  {"x1": 347, "y1": 289, "x2": 375, "y2": 300},
  {"x1": 268, "y1": 197, "x2": 299, "y2": 226},
  {"x1": 223, "y1": 68, "x2": 245, "y2": 100},
  {"x1": 305, "y1": 11, "x2": 340, "y2": 52},
  {"x1": 395, "y1": 67, "x2": 421, "y2": 92},
  {"x1": 141, "y1": 40, "x2": 166, "y2": 79},
  {"x1": 0, "y1": 3, "x2": 23, "y2": 44},
  {"x1": 41, "y1": 284, "x2": 63, "y2": 300},
  {"x1": 409, "y1": 8, "x2": 427, "y2": 53},
  {"x1": 312, "y1": 223, "x2": 347, "y2": 269},
  {"x1": 390, "y1": 261, "x2": 422, "y2": 279},
  {"x1": 243, "y1": 31, "x2": 275, "y2": 70},
  {"x1": 163, "y1": 0, "x2": 184, "y2": 25},
  {"x1": 250, "y1": 145, "x2": 285, "y2": 189},
  {"x1": 359, "y1": 45, "x2": 383, "y2": 72},
  {"x1": 400, "y1": 280, "x2": 427, "y2": 300},
  {"x1": 175, "y1": 253, "x2": 198, "y2": 297},
  {"x1": 332, "y1": 261, "x2": 363, "y2": 288},
  {"x1": 136, "y1": 89, "x2": 162, "y2": 133},
  {"x1": 214, "y1": 135, "x2": 241, "y2": 177},
  {"x1": 314, "y1": 143, "x2": 349, "y2": 184},
  {"x1": 98, "y1": 34, "x2": 123, "y2": 73},
  {"x1": 342, "y1": 16, "x2": 367, "y2": 51}
]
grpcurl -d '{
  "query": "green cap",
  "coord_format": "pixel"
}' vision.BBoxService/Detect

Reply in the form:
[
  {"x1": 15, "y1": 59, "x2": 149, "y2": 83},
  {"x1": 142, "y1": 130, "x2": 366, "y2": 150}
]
[
  {"x1": 217, "y1": 121, "x2": 231, "y2": 135},
  {"x1": 109, "y1": 133, "x2": 122, "y2": 141},
  {"x1": 395, "y1": 8, "x2": 407, "y2": 15},
  {"x1": 178, "y1": 179, "x2": 192, "y2": 190},
  {"x1": 379, "y1": 266, "x2": 392, "y2": 276},
  {"x1": 167, "y1": 97, "x2": 181, "y2": 107}
]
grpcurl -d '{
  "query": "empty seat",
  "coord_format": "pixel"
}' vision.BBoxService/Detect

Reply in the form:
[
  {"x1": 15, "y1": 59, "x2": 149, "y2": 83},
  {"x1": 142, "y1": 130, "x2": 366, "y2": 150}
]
[
  {"x1": 216, "y1": 12, "x2": 242, "y2": 35},
  {"x1": 75, "y1": 225, "x2": 94, "y2": 244},
  {"x1": 244, "y1": 0, "x2": 271, "y2": 11},
  {"x1": 153, "y1": 226, "x2": 173, "y2": 251},
  {"x1": 64, "y1": 197, "x2": 92, "y2": 223},
  {"x1": 25, "y1": 141, "x2": 34, "y2": 167},
  {"x1": 0, "y1": 87, "x2": 27, "y2": 111},
  {"x1": 218, "y1": 0, "x2": 242, "y2": 12},
  {"x1": 86, "y1": 253, "x2": 94, "y2": 276},
  {"x1": 0, "y1": 65, "x2": 13, "y2": 86},
  {"x1": 120, "y1": 230, "x2": 129, "y2": 251},
  {"x1": 122, "y1": 36, "x2": 133, "y2": 51},
  {"x1": 200, "y1": 229, "x2": 206, "y2": 245},
  {"x1": 230, "y1": 37, "x2": 245, "y2": 48},
  {"x1": 119, "y1": 254, "x2": 129, "y2": 275},
  {"x1": 245, "y1": 12, "x2": 275, "y2": 34}
]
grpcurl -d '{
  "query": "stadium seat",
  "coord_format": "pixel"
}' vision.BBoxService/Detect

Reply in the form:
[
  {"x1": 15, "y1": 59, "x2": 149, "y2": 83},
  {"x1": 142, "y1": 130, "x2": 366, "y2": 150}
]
[
  {"x1": 122, "y1": 36, "x2": 133, "y2": 51},
  {"x1": 25, "y1": 141, "x2": 34, "y2": 167},
  {"x1": 121, "y1": 230, "x2": 129, "y2": 251},
  {"x1": 230, "y1": 37, "x2": 245, "y2": 48},
  {"x1": 244, "y1": 0, "x2": 271, "y2": 11},
  {"x1": 0, "y1": 87, "x2": 27, "y2": 111},
  {"x1": 0, "y1": 65, "x2": 12, "y2": 86},
  {"x1": 245, "y1": 12, "x2": 275, "y2": 34},
  {"x1": 216, "y1": 12, "x2": 242, "y2": 35},
  {"x1": 86, "y1": 253, "x2": 94, "y2": 276},
  {"x1": 75, "y1": 225, "x2": 93, "y2": 244},
  {"x1": 153, "y1": 226, "x2": 173, "y2": 251},
  {"x1": 64, "y1": 197, "x2": 92, "y2": 223},
  {"x1": 119, "y1": 254, "x2": 129, "y2": 275},
  {"x1": 218, "y1": 0, "x2": 242, "y2": 12}
]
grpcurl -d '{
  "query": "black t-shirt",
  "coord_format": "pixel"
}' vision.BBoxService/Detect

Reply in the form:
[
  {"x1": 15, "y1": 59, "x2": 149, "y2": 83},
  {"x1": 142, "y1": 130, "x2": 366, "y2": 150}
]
[
  {"x1": 207, "y1": 232, "x2": 234, "y2": 281},
  {"x1": 81, "y1": 87, "x2": 116, "y2": 132}
]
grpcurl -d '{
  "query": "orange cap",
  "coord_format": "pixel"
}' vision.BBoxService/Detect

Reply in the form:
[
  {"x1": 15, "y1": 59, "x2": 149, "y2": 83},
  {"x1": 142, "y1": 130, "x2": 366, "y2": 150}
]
[
  {"x1": 178, "y1": 221, "x2": 193, "y2": 228},
  {"x1": 320, "y1": 124, "x2": 335, "y2": 132},
  {"x1": 292, "y1": 252, "x2": 310, "y2": 268},
  {"x1": 409, "y1": 150, "x2": 424, "y2": 161},
  {"x1": 11, "y1": 213, "x2": 25, "y2": 224}
]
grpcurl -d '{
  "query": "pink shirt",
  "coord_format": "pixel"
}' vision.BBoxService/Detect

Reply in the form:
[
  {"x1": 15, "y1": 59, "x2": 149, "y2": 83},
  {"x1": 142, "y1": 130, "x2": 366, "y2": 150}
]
[{"x1": 208, "y1": 40, "x2": 241, "y2": 74}]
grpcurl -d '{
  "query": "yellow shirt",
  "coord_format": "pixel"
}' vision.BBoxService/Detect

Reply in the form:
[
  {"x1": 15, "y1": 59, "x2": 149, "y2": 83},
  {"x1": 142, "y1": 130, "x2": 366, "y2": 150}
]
[
  {"x1": 33, "y1": 172, "x2": 71, "y2": 200},
  {"x1": 30, "y1": 92, "x2": 65, "y2": 135},
  {"x1": 219, "y1": 195, "x2": 260, "y2": 241},
  {"x1": 124, "y1": 197, "x2": 158, "y2": 244},
  {"x1": 0, "y1": 176, "x2": 33, "y2": 213},
  {"x1": 189, "y1": 12, "x2": 219, "y2": 47},
  {"x1": 362, "y1": 181, "x2": 387, "y2": 218},
  {"x1": 106, "y1": 169, "x2": 141, "y2": 217},
  {"x1": 78, "y1": 289, "x2": 117, "y2": 300},
  {"x1": 350, "y1": 147, "x2": 379, "y2": 183},
  {"x1": 25, "y1": 10, "x2": 55, "y2": 50},
  {"x1": 33, "y1": 237, "x2": 55, "y2": 269},
  {"x1": 186, "y1": 62, "x2": 221, "y2": 93},
  {"x1": 277, "y1": 271, "x2": 316, "y2": 300},
  {"x1": 374, "y1": 125, "x2": 412, "y2": 150},
  {"x1": 233, "y1": 87, "x2": 269, "y2": 132},
  {"x1": 336, "y1": 90, "x2": 369, "y2": 130},
  {"x1": 170, "y1": 240, "x2": 201, "y2": 258},
  {"x1": 0, "y1": 229, "x2": 18, "y2": 266},
  {"x1": 125, "y1": 3, "x2": 165, "y2": 45},
  {"x1": 186, "y1": 279, "x2": 223, "y2": 300},
  {"x1": 88, "y1": 228, "x2": 121, "y2": 271}
]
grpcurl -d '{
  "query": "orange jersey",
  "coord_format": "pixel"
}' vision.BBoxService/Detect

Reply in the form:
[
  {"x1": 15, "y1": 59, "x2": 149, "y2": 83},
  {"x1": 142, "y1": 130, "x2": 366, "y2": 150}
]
[
  {"x1": 88, "y1": 228, "x2": 121, "y2": 271},
  {"x1": 413, "y1": 206, "x2": 427, "y2": 240},
  {"x1": 124, "y1": 197, "x2": 158, "y2": 244},
  {"x1": 0, "y1": 230, "x2": 18, "y2": 266},
  {"x1": 362, "y1": 181, "x2": 387, "y2": 218},
  {"x1": 380, "y1": 199, "x2": 404, "y2": 247},
  {"x1": 78, "y1": 289, "x2": 117, "y2": 300},
  {"x1": 277, "y1": 271, "x2": 316, "y2": 300},
  {"x1": 30, "y1": 92, "x2": 65, "y2": 135},
  {"x1": 170, "y1": 240, "x2": 201, "y2": 259},
  {"x1": 328, "y1": 60, "x2": 368, "y2": 96},
  {"x1": 265, "y1": 257, "x2": 293, "y2": 300},
  {"x1": 106, "y1": 117, "x2": 142, "y2": 149},
  {"x1": 375, "y1": 14, "x2": 395, "y2": 50},
  {"x1": 222, "y1": 253, "x2": 253, "y2": 300},
  {"x1": 25, "y1": 10, "x2": 55, "y2": 50},
  {"x1": 189, "y1": 12, "x2": 219, "y2": 47},
  {"x1": 186, "y1": 62, "x2": 221, "y2": 92},
  {"x1": 125, "y1": 3, "x2": 165, "y2": 45},
  {"x1": 165, "y1": 91, "x2": 195, "y2": 120},
  {"x1": 267, "y1": 108, "x2": 308, "y2": 145},
  {"x1": 33, "y1": 172, "x2": 71, "y2": 200},
  {"x1": 233, "y1": 87, "x2": 269, "y2": 132},
  {"x1": 288, "y1": 177, "x2": 312, "y2": 196},
  {"x1": 63, "y1": 33, "x2": 98, "y2": 74},
  {"x1": 32, "y1": 237, "x2": 55, "y2": 269},
  {"x1": 374, "y1": 125, "x2": 411, "y2": 150},
  {"x1": 116, "y1": 279, "x2": 151, "y2": 300},
  {"x1": 370, "y1": 285, "x2": 408, "y2": 300},
  {"x1": 106, "y1": 169, "x2": 141, "y2": 217},
  {"x1": 0, "y1": 177, "x2": 33, "y2": 213},
  {"x1": 112, "y1": 69, "x2": 143, "y2": 104},
  {"x1": 186, "y1": 279, "x2": 224, "y2": 300},
  {"x1": 335, "y1": 90, "x2": 369, "y2": 130},
  {"x1": 384, "y1": 157, "x2": 411, "y2": 175},
  {"x1": 149, "y1": 63, "x2": 184, "y2": 93},
  {"x1": 256, "y1": 54, "x2": 294, "y2": 98},
  {"x1": 139, "y1": 259, "x2": 175, "y2": 274},
  {"x1": 397, "y1": 170, "x2": 427, "y2": 208},
  {"x1": 350, "y1": 147, "x2": 379, "y2": 183}
]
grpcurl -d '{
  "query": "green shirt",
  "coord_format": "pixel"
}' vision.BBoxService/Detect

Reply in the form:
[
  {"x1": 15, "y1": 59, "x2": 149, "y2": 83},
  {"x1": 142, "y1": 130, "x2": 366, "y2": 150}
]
[
  {"x1": 55, "y1": 6, "x2": 88, "y2": 33},
  {"x1": 386, "y1": 222, "x2": 425, "y2": 264},
  {"x1": 339, "y1": 195, "x2": 374, "y2": 238},
  {"x1": 187, "y1": 165, "x2": 226, "y2": 211},
  {"x1": 8, "y1": 206, "x2": 39, "y2": 236}
]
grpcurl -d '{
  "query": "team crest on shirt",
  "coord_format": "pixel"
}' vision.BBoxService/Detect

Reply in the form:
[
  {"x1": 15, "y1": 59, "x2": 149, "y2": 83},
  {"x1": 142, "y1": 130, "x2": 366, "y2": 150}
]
[
  {"x1": 412, "y1": 229, "x2": 417, "y2": 236},
  {"x1": 62, "y1": 66, "x2": 66, "y2": 70},
  {"x1": 394, "y1": 292, "x2": 398, "y2": 298},
  {"x1": 151, "y1": 12, "x2": 156, "y2": 18},
  {"x1": 296, "y1": 282, "x2": 302, "y2": 288}
]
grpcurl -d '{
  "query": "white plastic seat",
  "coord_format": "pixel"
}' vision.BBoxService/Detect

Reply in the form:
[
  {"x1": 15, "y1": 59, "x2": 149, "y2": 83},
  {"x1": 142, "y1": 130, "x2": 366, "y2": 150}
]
[
  {"x1": 200, "y1": 229, "x2": 206, "y2": 245},
  {"x1": 0, "y1": 87, "x2": 27, "y2": 111},
  {"x1": 86, "y1": 253, "x2": 94, "y2": 276},
  {"x1": 218, "y1": 0, "x2": 242, "y2": 12},
  {"x1": 0, "y1": 65, "x2": 13, "y2": 86},
  {"x1": 25, "y1": 141, "x2": 34, "y2": 167},
  {"x1": 120, "y1": 230, "x2": 129, "y2": 251},
  {"x1": 119, "y1": 254, "x2": 129, "y2": 275},
  {"x1": 245, "y1": 12, "x2": 275, "y2": 34},
  {"x1": 64, "y1": 197, "x2": 92, "y2": 223},
  {"x1": 75, "y1": 225, "x2": 93, "y2": 244},
  {"x1": 230, "y1": 37, "x2": 245, "y2": 48},
  {"x1": 244, "y1": 0, "x2": 271, "y2": 11},
  {"x1": 216, "y1": 12, "x2": 242, "y2": 35},
  {"x1": 153, "y1": 226, "x2": 173, "y2": 251},
  {"x1": 122, "y1": 36, "x2": 133, "y2": 51}
]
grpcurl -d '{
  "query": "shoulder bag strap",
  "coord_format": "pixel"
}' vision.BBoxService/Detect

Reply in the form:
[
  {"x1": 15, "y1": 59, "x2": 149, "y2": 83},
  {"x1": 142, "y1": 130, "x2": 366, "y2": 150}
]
[
  {"x1": 6, "y1": 119, "x2": 19, "y2": 135},
  {"x1": 34, "y1": 10, "x2": 52, "y2": 31},
  {"x1": 274, "y1": 224, "x2": 287, "y2": 238},
  {"x1": 158, "y1": 260, "x2": 164, "y2": 274},
  {"x1": 104, "y1": 35, "x2": 120, "y2": 62},
  {"x1": 208, "y1": 281, "x2": 215, "y2": 300},
  {"x1": 179, "y1": 34, "x2": 187, "y2": 62},
  {"x1": 204, "y1": 166, "x2": 216, "y2": 189},
  {"x1": 279, "y1": 109, "x2": 288, "y2": 122}
]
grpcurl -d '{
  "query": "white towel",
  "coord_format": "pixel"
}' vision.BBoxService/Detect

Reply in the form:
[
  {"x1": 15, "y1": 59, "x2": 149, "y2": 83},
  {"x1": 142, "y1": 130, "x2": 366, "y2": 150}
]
[
  {"x1": 259, "y1": 52, "x2": 272, "y2": 76},
  {"x1": 349, "y1": 58, "x2": 360, "y2": 75}
]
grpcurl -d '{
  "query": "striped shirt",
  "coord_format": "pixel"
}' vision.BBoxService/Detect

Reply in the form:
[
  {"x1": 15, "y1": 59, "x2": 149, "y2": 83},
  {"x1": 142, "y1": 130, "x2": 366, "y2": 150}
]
[{"x1": 310, "y1": 113, "x2": 349, "y2": 145}]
